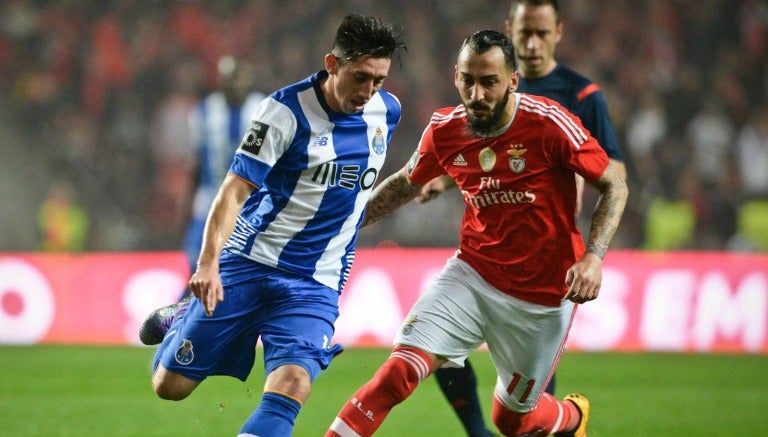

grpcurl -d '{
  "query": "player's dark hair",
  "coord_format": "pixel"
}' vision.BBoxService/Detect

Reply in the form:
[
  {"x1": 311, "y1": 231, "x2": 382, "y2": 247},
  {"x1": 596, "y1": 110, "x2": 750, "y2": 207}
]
[
  {"x1": 509, "y1": 0, "x2": 560, "y2": 21},
  {"x1": 460, "y1": 30, "x2": 517, "y2": 71},
  {"x1": 331, "y1": 14, "x2": 406, "y2": 65}
]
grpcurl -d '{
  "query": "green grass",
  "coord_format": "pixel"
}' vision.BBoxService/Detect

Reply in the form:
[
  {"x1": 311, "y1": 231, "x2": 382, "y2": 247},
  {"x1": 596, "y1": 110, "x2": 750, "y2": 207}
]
[{"x1": 0, "y1": 346, "x2": 766, "y2": 436}]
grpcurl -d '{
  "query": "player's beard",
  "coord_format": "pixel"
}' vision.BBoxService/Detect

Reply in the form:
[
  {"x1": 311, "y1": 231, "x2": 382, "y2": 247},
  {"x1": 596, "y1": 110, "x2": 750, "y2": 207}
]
[{"x1": 465, "y1": 87, "x2": 510, "y2": 137}]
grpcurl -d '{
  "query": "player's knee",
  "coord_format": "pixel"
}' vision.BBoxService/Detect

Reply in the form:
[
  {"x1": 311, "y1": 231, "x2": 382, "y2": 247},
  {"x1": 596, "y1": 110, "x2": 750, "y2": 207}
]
[
  {"x1": 152, "y1": 367, "x2": 196, "y2": 401},
  {"x1": 265, "y1": 364, "x2": 312, "y2": 402},
  {"x1": 152, "y1": 378, "x2": 191, "y2": 401},
  {"x1": 375, "y1": 346, "x2": 432, "y2": 403}
]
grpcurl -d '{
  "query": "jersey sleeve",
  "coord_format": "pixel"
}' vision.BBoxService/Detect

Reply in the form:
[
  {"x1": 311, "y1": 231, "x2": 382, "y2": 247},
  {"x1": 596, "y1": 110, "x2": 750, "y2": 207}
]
[
  {"x1": 560, "y1": 126, "x2": 609, "y2": 182},
  {"x1": 543, "y1": 104, "x2": 610, "y2": 182},
  {"x1": 230, "y1": 97, "x2": 297, "y2": 187},
  {"x1": 404, "y1": 123, "x2": 444, "y2": 185},
  {"x1": 576, "y1": 86, "x2": 623, "y2": 161}
]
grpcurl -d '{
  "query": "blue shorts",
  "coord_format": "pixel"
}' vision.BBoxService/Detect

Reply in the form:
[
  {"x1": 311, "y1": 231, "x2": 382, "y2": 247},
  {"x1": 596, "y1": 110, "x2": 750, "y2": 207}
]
[{"x1": 154, "y1": 263, "x2": 343, "y2": 382}]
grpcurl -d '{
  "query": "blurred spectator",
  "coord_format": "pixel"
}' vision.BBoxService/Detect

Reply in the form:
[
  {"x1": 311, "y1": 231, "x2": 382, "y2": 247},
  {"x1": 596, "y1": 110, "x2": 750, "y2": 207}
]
[
  {"x1": 624, "y1": 88, "x2": 667, "y2": 186},
  {"x1": 728, "y1": 200, "x2": 768, "y2": 252},
  {"x1": 37, "y1": 181, "x2": 89, "y2": 252},
  {"x1": 1, "y1": 0, "x2": 767, "y2": 252},
  {"x1": 734, "y1": 106, "x2": 768, "y2": 199},
  {"x1": 642, "y1": 168, "x2": 698, "y2": 251},
  {"x1": 685, "y1": 99, "x2": 735, "y2": 188},
  {"x1": 81, "y1": 14, "x2": 131, "y2": 119},
  {"x1": 179, "y1": 55, "x2": 266, "y2": 279},
  {"x1": 145, "y1": 57, "x2": 205, "y2": 244}
]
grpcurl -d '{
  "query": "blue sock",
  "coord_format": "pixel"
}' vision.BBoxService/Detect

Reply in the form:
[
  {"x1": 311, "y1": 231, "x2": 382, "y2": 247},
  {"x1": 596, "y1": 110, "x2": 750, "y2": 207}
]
[{"x1": 238, "y1": 392, "x2": 302, "y2": 437}]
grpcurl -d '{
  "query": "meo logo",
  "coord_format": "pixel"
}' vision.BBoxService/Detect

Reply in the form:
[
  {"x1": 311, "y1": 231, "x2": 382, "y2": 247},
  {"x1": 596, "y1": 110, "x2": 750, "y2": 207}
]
[{"x1": 311, "y1": 162, "x2": 378, "y2": 191}]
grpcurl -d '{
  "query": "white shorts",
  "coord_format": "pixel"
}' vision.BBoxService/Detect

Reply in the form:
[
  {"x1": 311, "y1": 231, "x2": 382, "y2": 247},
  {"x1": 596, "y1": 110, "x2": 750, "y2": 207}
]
[{"x1": 393, "y1": 256, "x2": 576, "y2": 412}]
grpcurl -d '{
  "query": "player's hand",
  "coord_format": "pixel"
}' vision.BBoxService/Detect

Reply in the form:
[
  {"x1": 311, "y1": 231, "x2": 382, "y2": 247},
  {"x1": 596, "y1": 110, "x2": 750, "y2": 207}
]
[
  {"x1": 415, "y1": 175, "x2": 455, "y2": 203},
  {"x1": 564, "y1": 253, "x2": 602, "y2": 303},
  {"x1": 188, "y1": 264, "x2": 224, "y2": 316}
]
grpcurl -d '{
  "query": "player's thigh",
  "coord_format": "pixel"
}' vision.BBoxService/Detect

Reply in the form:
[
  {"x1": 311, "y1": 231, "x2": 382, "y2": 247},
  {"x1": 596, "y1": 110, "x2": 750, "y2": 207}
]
[
  {"x1": 156, "y1": 285, "x2": 262, "y2": 381},
  {"x1": 484, "y1": 296, "x2": 575, "y2": 411},
  {"x1": 394, "y1": 257, "x2": 486, "y2": 366},
  {"x1": 152, "y1": 363, "x2": 202, "y2": 399},
  {"x1": 259, "y1": 279, "x2": 343, "y2": 382}
]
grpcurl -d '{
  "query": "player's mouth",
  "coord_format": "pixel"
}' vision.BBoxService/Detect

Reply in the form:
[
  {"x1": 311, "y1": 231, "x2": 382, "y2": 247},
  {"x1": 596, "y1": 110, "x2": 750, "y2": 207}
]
[
  {"x1": 351, "y1": 97, "x2": 368, "y2": 109},
  {"x1": 468, "y1": 102, "x2": 490, "y2": 116}
]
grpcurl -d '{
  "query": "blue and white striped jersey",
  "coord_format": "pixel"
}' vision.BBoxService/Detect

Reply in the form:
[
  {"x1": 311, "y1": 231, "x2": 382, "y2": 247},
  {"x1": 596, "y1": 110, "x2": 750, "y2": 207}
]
[
  {"x1": 187, "y1": 90, "x2": 267, "y2": 224},
  {"x1": 223, "y1": 71, "x2": 401, "y2": 292},
  {"x1": 183, "y1": 90, "x2": 267, "y2": 266}
]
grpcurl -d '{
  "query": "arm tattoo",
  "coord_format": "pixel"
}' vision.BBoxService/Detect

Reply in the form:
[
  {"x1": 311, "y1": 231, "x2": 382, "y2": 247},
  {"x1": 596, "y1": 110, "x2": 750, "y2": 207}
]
[
  {"x1": 363, "y1": 170, "x2": 421, "y2": 227},
  {"x1": 585, "y1": 162, "x2": 628, "y2": 259}
]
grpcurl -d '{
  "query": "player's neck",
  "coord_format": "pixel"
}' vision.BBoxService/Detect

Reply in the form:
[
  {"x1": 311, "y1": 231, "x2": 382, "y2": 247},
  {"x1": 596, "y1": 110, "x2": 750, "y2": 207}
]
[
  {"x1": 481, "y1": 94, "x2": 517, "y2": 138},
  {"x1": 319, "y1": 74, "x2": 342, "y2": 113},
  {"x1": 521, "y1": 60, "x2": 558, "y2": 80}
]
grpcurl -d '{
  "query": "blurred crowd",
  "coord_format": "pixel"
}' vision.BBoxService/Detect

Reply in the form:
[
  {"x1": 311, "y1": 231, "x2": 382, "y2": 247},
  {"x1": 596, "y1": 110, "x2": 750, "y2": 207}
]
[{"x1": 1, "y1": 0, "x2": 767, "y2": 252}]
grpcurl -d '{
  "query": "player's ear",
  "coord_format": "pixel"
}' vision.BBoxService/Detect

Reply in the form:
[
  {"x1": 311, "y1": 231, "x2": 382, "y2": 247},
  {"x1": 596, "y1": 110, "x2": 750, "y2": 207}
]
[
  {"x1": 454, "y1": 64, "x2": 461, "y2": 89},
  {"x1": 325, "y1": 53, "x2": 339, "y2": 75},
  {"x1": 509, "y1": 69, "x2": 519, "y2": 92}
]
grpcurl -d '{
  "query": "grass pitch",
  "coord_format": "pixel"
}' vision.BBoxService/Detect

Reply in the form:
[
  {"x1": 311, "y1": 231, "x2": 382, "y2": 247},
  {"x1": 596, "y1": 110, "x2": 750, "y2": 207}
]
[{"x1": 0, "y1": 346, "x2": 765, "y2": 436}]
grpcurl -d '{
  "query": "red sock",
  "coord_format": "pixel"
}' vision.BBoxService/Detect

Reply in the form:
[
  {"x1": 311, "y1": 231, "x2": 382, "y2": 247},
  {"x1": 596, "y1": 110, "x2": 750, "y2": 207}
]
[
  {"x1": 326, "y1": 346, "x2": 432, "y2": 437},
  {"x1": 491, "y1": 392, "x2": 578, "y2": 436}
]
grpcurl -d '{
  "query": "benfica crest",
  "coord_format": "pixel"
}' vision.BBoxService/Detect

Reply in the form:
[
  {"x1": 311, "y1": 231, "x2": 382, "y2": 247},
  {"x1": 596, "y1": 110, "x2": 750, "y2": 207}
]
[{"x1": 507, "y1": 145, "x2": 527, "y2": 173}]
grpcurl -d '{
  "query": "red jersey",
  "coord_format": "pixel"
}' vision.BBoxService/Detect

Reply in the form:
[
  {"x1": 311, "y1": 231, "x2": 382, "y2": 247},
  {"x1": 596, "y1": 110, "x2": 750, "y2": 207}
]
[{"x1": 406, "y1": 93, "x2": 609, "y2": 306}]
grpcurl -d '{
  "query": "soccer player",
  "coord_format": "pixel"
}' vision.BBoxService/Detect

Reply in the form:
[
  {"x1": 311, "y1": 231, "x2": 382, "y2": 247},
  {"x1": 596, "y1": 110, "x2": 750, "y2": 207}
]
[
  {"x1": 424, "y1": 2, "x2": 628, "y2": 434},
  {"x1": 327, "y1": 29, "x2": 627, "y2": 437},
  {"x1": 139, "y1": 14, "x2": 406, "y2": 437},
  {"x1": 179, "y1": 56, "x2": 266, "y2": 299}
]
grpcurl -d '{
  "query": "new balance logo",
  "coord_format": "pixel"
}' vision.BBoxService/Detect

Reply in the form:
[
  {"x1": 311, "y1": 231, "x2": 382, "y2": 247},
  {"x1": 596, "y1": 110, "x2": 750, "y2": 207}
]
[
  {"x1": 453, "y1": 154, "x2": 468, "y2": 166},
  {"x1": 312, "y1": 135, "x2": 329, "y2": 147}
]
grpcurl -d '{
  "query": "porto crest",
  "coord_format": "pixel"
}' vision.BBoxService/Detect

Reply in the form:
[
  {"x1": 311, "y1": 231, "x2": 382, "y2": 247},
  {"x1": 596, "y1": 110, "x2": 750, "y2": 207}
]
[
  {"x1": 175, "y1": 339, "x2": 195, "y2": 365},
  {"x1": 372, "y1": 127, "x2": 386, "y2": 155}
]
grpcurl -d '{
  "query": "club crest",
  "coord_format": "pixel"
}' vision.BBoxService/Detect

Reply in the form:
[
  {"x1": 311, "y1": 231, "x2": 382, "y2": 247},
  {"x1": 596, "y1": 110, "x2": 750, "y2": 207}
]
[
  {"x1": 507, "y1": 144, "x2": 527, "y2": 173},
  {"x1": 175, "y1": 339, "x2": 195, "y2": 365},
  {"x1": 401, "y1": 315, "x2": 419, "y2": 336},
  {"x1": 372, "y1": 127, "x2": 386, "y2": 155}
]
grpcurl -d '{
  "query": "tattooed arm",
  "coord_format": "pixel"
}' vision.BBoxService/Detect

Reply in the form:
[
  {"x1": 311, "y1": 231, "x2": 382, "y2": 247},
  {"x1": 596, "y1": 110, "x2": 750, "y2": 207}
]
[
  {"x1": 564, "y1": 160, "x2": 629, "y2": 303},
  {"x1": 585, "y1": 160, "x2": 629, "y2": 259},
  {"x1": 362, "y1": 168, "x2": 424, "y2": 227}
]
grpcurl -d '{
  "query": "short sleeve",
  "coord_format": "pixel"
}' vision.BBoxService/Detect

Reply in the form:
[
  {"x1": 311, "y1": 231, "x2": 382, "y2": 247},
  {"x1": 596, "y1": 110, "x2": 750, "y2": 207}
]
[{"x1": 404, "y1": 124, "x2": 444, "y2": 185}]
